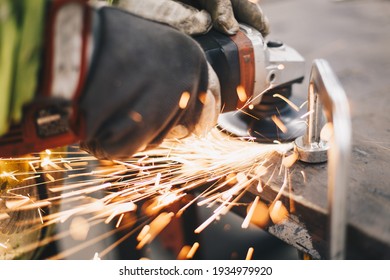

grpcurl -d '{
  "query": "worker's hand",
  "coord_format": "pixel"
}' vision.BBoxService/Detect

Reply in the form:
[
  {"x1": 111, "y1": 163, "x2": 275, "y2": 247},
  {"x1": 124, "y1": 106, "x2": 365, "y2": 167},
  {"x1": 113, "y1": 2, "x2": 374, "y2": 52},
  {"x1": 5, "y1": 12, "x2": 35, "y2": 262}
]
[
  {"x1": 116, "y1": 0, "x2": 269, "y2": 36},
  {"x1": 78, "y1": 7, "x2": 220, "y2": 159},
  {"x1": 166, "y1": 62, "x2": 221, "y2": 139}
]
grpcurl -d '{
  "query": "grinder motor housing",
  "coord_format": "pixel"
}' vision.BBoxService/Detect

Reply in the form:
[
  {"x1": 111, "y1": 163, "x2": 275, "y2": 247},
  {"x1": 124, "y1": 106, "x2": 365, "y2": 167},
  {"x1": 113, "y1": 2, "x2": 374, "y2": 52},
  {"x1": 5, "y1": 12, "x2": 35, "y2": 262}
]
[{"x1": 194, "y1": 24, "x2": 306, "y2": 142}]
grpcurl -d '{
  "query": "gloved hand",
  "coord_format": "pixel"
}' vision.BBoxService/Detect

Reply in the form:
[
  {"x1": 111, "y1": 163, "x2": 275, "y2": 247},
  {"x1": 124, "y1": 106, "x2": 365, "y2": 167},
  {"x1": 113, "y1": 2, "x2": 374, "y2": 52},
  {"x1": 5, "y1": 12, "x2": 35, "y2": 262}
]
[
  {"x1": 116, "y1": 0, "x2": 269, "y2": 36},
  {"x1": 79, "y1": 7, "x2": 219, "y2": 159}
]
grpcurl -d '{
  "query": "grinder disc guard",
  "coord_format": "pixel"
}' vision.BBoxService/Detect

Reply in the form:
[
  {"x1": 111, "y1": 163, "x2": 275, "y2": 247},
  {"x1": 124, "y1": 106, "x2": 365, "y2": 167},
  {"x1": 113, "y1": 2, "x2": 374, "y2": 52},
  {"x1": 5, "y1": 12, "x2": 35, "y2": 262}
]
[{"x1": 218, "y1": 86, "x2": 307, "y2": 143}]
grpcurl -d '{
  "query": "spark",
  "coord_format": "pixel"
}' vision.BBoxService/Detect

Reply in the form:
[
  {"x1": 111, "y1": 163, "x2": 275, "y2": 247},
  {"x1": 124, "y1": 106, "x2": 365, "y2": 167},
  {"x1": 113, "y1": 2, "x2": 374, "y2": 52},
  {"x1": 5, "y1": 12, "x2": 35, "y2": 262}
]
[
  {"x1": 104, "y1": 201, "x2": 137, "y2": 224},
  {"x1": 93, "y1": 252, "x2": 101, "y2": 260},
  {"x1": 5, "y1": 196, "x2": 30, "y2": 209},
  {"x1": 273, "y1": 94, "x2": 299, "y2": 112},
  {"x1": 272, "y1": 115, "x2": 288, "y2": 133},
  {"x1": 197, "y1": 192, "x2": 221, "y2": 207},
  {"x1": 236, "y1": 108, "x2": 260, "y2": 120},
  {"x1": 246, "y1": 247, "x2": 254, "y2": 260},
  {"x1": 137, "y1": 233, "x2": 152, "y2": 250},
  {"x1": 239, "y1": 84, "x2": 274, "y2": 110},
  {"x1": 186, "y1": 242, "x2": 200, "y2": 259},
  {"x1": 1, "y1": 171, "x2": 18, "y2": 181},
  {"x1": 236, "y1": 85, "x2": 248, "y2": 102},
  {"x1": 242, "y1": 196, "x2": 259, "y2": 229},
  {"x1": 63, "y1": 162, "x2": 73, "y2": 170},
  {"x1": 177, "y1": 245, "x2": 191, "y2": 260},
  {"x1": 198, "y1": 91, "x2": 207, "y2": 104},
  {"x1": 247, "y1": 199, "x2": 269, "y2": 228},
  {"x1": 60, "y1": 182, "x2": 112, "y2": 199},
  {"x1": 38, "y1": 208, "x2": 44, "y2": 224},
  {"x1": 116, "y1": 213, "x2": 125, "y2": 228},
  {"x1": 129, "y1": 111, "x2": 143, "y2": 123},
  {"x1": 45, "y1": 173, "x2": 56, "y2": 182},
  {"x1": 195, "y1": 196, "x2": 232, "y2": 234},
  {"x1": 0, "y1": 126, "x2": 297, "y2": 259},
  {"x1": 282, "y1": 152, "x2": 299, "y2": 168},
  {"x1": 68, "y1": 161, "x2": 89, "y2": 167},
  {"x1": 269, "y1": 200, "x2": 289, "y2": 224},
  {"x1": 256, "y1": 181, "x2": 263, "y2": 193},
  {"x1": 300, "y1": 109, "x2": 314, "y2": 119},
  {"x1": 137, "y1": 212, "x2": 174, "y2": 249},
  {"x1": 274, "y1": 169, "x2": 289, "y2": 202},
  {"x1": 299, "y1": 100, "x2": 308, "y2": 109},
  {"x1": 40, "y1": 156, "x2": 61, "y2": 170},
  {"x1": 22, "y1": 175, "x2": 41, "y2": 181},
  {"x1": 29, "y1": 161, "x2": 37, "y2": 173},
  {"x1": 300, "y1": 170, "x2": 307, "y2": 183},
  {"x1": 179, "y1": 91, "x2": 191, "y2": 109}
]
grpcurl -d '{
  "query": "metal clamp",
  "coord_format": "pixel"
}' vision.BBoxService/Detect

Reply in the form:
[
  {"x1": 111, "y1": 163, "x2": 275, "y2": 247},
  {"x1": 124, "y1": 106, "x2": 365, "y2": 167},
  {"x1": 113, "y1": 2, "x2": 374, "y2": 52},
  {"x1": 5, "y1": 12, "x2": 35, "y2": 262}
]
[{"x1": 295, "y1": 59, "x2": 352, "y2": 259}]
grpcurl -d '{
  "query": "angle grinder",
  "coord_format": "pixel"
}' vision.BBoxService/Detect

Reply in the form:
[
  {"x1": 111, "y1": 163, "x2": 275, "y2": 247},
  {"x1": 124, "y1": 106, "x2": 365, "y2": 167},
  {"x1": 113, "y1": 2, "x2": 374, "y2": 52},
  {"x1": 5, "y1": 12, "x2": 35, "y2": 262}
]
[{"x1": 195, "y1": 24, "x2": 306, "y2": 142}]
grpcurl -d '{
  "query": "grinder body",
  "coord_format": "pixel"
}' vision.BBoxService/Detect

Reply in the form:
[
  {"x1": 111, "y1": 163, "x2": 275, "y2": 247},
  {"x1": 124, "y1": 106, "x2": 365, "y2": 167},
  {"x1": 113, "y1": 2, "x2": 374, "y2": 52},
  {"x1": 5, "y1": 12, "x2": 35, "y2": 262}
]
[{"x1": 195, "y1": 24, "x2": 306, "y2": 142}]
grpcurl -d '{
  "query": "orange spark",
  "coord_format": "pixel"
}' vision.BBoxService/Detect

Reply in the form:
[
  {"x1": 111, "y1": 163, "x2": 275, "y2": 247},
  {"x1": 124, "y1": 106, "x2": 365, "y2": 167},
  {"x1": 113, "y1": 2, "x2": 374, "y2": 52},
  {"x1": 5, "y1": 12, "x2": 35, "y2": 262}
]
[
  {"x1": 246, "y1": 247, "x2": 254, "y2": 260},
  {"x1": 137, "y1": 212, "x2": 174, "y2": 249},
  {"x1": 236, "y1": 85, "x2": 248, "y2": 102},
  {"x1": 269, "y1": 200, "x2": 289, "y2": 224},
  {"x1": 242, "y1": 196, "x2": 259, "y2": 228},
  {"x1": 177, "y1": 246, "x2": 191, "y2": 260},
  {"x1": 198, "y1": 91, "x2": 207, "y2": 104},
  {"x1": 129, "y1": 111, "x2": 143, "y2": 123},
  {"x1": 186, "y1": 242, "x2": 200, "y2": 259},
  {"x1": 137, "y1": 225, "x2": 150, "y2": 242},
  {"x1": 282, "y1": 152, "x2": 298, "y2": 168},
  {"x1": 247, "y1": 199, "x2": 269, "y2": 228},
  {"x1": 179, "y1": 91, "x2": 191, "y2": 109},
  {"x1": 272, "y1": 115, "x2": 288, "y2": 133},
  {"x1": 273, "y1": 94, "x2": 299, "y2": 112},
  {"x1": 45, "y1": 173, "x2": 55, "y2": 182}
]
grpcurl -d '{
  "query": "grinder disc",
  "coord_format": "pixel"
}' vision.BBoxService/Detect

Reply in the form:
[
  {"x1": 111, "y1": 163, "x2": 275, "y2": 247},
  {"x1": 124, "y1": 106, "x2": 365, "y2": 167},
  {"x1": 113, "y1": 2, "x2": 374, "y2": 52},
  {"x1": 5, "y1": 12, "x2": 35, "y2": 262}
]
[{"x1": 217, "y1": 99, "x2": 307, "y2": 143}]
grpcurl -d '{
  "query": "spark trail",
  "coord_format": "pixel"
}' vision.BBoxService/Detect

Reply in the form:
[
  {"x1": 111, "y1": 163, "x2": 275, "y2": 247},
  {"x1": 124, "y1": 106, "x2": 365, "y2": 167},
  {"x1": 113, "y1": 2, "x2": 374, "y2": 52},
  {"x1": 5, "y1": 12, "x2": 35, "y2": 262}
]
[{"x1": 0, "y1": 128, "x2": 295, "y2": 260}]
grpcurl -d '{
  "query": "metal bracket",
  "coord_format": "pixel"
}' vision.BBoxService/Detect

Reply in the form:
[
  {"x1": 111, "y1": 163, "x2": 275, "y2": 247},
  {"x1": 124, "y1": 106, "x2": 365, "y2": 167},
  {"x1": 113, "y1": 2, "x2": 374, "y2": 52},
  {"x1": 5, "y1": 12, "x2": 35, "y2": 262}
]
[{"x1": 295, "y1": 59, "x2": 352, "y2": 259}]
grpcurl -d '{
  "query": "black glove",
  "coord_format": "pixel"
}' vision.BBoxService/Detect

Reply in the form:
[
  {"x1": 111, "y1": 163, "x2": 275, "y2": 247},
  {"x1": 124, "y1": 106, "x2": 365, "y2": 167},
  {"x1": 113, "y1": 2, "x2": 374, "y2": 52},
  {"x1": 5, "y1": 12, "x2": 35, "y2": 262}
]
[{"x1": 79, "y1": 7, "x2": 209, "y2": 159}]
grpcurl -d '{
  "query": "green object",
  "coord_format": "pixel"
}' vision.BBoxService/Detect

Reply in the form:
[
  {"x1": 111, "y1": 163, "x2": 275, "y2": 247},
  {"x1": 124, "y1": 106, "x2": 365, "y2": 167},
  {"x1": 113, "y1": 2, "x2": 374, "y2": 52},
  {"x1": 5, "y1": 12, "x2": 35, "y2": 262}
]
[
  {"x1": 0, "y1": 0, "x2": 46, "y2": 135},
  {"x1": 0, "y1": 0, "x2": 17, "y2": 135}
]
